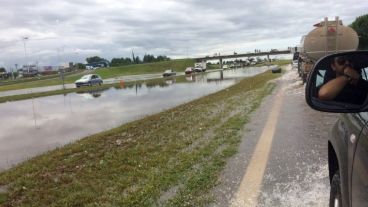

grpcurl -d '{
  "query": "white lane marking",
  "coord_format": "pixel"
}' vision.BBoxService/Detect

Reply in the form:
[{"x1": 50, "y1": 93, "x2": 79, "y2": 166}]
[{"x1": 231, "y1": 87, "x2": 285, "y2": 207}]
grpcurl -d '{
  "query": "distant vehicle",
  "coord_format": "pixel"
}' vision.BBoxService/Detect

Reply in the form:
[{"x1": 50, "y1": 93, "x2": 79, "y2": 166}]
[
  {"x1": 75, "y1": 74, "x2": 103, "y2": 87},
  {"x1": 271, "y1": 67, "x2": 281, "y2": 73},
  {"x1": 162, "y1": 69, "x2": 176, "y2": 77},
  {"x1": 222, "y1": 65, "x2": 229, "y2": 70},
  {"x1": 86, "y1": 66, "x2": 96, "y2": 70},
  {"x1": 20, "y1": 65, "x2": 39, "y2": 77},
  {"x1": 194, "y1": 67, "x2": 205, "y2": 72},
  {"x1": 292, "y1": 60, "x2": 298, "y2": 69},
  {"x1": 194, "y1": 62, "x2": 207, "y2": 70},
  {"x1": 185, "y1": 67, "x2": 193, "y2": 74}
]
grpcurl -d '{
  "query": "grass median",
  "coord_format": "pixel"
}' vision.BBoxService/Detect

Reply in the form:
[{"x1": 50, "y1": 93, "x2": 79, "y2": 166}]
[
  {"x1": 0, "y1": 74, "x2": 190, "y2": 104},
  {"x1": 0, "y1": 70, "x2": 282, "y2": 207},
  {"x1": 0, "y1": 59, "x2": 195, "y2": 92}
]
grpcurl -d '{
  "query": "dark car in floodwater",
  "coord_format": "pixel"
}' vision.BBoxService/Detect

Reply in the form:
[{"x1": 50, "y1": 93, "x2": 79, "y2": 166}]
[
  {"x1": 306, "y1": 51, "x2": 368, "y2": 207},
  {"x1": 75, "y1": 74, "x2": 103, "y2": 87},
  {"x1": 271, "y1": 67, "x2": 281, "y2": 73}
]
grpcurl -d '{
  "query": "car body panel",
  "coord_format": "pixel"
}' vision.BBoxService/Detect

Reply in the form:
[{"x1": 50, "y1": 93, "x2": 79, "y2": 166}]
[
  {"x1": 331, "y1": 113, "x2": 366, "y2": 207},
  {"x1": 352, "y1": 112, "x2": 368, "y2": 206},
  {"x1": 330, "y1": 116, "x2": 350, "y2": 207}
]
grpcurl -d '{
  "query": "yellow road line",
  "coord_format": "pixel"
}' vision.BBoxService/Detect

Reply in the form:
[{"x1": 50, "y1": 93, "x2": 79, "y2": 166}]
[{"x1": 231, "y1": 87, "x2": 285, "y2": 207}]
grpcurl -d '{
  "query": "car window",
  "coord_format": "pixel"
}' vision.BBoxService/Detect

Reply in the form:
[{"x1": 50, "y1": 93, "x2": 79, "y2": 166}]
[
  {"x1": 360, "y1": 112, "x2": 368, "y2": 123},
  {"x1": 361, "y1": 67, "x2": 368, "y2": 80},
  {"x1": 315, "y1": 70, "x2": 326, "y2": 88}
]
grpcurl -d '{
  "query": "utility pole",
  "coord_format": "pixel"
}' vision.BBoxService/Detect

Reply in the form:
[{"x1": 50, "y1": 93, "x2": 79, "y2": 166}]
[
  {"x1": 22, "y1": 36, "x2": 29, "y2": 74},
  {"x1": 132, "y1": 50, "x2": 135, "y2": 64},
  {"x1": 57, "y1": 47, "x2": 65, "y2": 89},
  {"x1": 13, "y1": 64, "x2": 17, "y2": 80}
]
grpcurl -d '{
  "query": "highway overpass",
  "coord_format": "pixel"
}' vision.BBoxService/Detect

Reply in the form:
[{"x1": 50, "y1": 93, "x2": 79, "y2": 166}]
[{"x1": 195, "y1": 50, "x2": 291, "y2": 68}]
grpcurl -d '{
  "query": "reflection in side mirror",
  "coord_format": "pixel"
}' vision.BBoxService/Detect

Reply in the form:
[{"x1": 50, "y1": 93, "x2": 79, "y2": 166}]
[{"x1": 306, "y1": 51, "x2": 368, "y2": 113}]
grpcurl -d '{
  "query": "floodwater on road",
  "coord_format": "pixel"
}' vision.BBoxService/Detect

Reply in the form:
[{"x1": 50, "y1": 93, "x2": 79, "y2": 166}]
[{"x1": 0, "y1": 66, "x2": 272, "y2": 170}]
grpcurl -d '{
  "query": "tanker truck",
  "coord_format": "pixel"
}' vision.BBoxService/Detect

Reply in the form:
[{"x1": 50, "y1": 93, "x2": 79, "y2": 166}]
[{"x1": 298, "y1": 17, "x2": 359, "y2": 83}]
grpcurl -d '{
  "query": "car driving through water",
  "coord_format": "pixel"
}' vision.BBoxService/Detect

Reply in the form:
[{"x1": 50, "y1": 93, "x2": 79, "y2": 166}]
[{"x1": 75, "y1": 74, "x2": 103, "y2": 87}]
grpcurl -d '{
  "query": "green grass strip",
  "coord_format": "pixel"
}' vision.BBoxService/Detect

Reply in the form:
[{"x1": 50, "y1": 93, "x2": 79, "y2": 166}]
[{"x1": 0, "y1": 70, "x2": 281, "y2": 207}]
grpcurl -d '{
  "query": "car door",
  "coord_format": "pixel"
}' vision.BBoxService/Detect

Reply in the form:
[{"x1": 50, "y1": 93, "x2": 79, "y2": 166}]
[
  {"x1": 97, "y1": 75, "x2": 102, "y2": 84},
  {"x1": 91, "y1": 75, "x2": 96, "y2": 85},
  {"x1": 351, "y1": 112, "x2": 368, "y2": 206},
  {"x1": 335, "y1": 113, "x2": 366, "y2": 207}
]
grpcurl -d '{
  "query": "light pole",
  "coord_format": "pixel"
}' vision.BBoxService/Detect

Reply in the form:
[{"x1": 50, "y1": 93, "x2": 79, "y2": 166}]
[
  {"x1": 22, "y1": 36, "x2": 29, "y2": 74},
  {"x1": 57, "y1": 47, "x2": 65, "y2": 89},
  {"x1": 13, "y1": 64, "x2": 17, "y2": 79}
]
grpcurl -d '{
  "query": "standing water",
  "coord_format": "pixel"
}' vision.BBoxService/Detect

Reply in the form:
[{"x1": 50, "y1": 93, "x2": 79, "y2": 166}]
[{"x1": 0, "y1": 66, "x2": 272, "y2": 170}]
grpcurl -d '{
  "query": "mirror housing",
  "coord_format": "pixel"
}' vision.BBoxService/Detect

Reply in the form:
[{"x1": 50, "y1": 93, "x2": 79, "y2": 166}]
[{"x1": 305, "y1": 51, "x2": 368, "y2": 113}]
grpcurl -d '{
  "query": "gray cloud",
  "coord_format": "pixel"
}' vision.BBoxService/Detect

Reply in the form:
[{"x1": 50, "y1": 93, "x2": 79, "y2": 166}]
[{"x1": 0, "y1": 0, "x2": 367, "y2": 68}]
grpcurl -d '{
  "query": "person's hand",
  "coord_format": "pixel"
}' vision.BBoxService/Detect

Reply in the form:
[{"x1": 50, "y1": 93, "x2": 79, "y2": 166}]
[{"x1": 344, "y1": 67, "x2": 360, "y2": 85}]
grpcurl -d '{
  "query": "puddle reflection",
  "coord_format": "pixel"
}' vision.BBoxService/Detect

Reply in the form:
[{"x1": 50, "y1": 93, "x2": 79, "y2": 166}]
[{"x1": 0, "y1": 66, "x2": 271, "y2": 170}]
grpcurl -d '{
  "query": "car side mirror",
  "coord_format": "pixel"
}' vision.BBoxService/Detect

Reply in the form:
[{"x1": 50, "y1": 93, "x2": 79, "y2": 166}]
[{"x1": 305, "y1": 51, "x2": 368, "y2": 113}]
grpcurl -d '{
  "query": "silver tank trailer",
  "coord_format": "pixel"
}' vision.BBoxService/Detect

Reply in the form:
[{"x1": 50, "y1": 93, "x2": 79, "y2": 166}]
[{"x1": 298, "y1": 17, "x2": 359, "y2": 82}]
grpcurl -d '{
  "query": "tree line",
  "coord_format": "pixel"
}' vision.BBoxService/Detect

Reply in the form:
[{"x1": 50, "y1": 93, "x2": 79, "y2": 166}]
[
  {"x1": 85, "y1": 54, "x2": 171, "y2": 67},
  {"x1": 350, "y1": 14, "x2": 368, "y2": 50}
]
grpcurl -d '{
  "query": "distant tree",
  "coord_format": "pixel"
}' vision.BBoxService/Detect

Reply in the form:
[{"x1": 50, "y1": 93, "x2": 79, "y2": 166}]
[
  {"x1": 131, "y1": 51, "x2": 142, "y2": 64},
  {"x1": 111, "y1": 57, "x2": 133, "y2": 67},
  {"x1": 248, "y1": 57, "x2": 255, "y2": 62},
  {"x1": 134, "y1": 56, "x2": 141, "y2": 64},
  {"x1": 110, "y1": 54, "x2": 169, "y2": 67},
  {"x1": 143, "y1": 54, "x2": 156, "y2": 63},
  {"x1": 124, "y1": 57, "x2": 133, "y2": 64},
  {"x1": 350, "y1": 14, "x2": 368, "y2": 50},
  {"x1": 86, "y1": 56, "x2": 107, "y2": 64},
  {"x1": 76, "y1": 63, "x2": 86, "y2": 69},
  {"x1": 156, "y1": 55, "x2": 170, "y2": 61}
]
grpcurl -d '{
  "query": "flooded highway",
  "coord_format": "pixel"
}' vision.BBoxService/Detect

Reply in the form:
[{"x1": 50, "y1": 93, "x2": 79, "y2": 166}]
[{"x1": 0, "y1": 66, "x2": 271, "y2": 170}]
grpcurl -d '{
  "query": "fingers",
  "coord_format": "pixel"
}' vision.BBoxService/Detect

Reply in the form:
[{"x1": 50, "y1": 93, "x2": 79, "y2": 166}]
[{"x1": 344, "y1": 68, "x2": 360, "y2": 80}]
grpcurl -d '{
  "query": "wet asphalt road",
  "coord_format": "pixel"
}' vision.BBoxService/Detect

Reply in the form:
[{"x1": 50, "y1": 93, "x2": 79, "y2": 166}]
[{"x1": 210, "y1": 68, "x2": 339, "y2": 206}]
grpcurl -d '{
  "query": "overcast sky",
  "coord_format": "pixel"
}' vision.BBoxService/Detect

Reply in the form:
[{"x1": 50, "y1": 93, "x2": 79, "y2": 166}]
[{"x1": 0, "y1": 0, "x2": 367, "y2": 68}]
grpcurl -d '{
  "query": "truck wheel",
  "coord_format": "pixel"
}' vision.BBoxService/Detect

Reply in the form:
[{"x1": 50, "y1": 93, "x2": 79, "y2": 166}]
[
  {"x1": 329, "y1": 171, "x2": 342, "y2": 207},
  {"x1": 302, "y1": 74, "x2": 307, "y2": 83}
]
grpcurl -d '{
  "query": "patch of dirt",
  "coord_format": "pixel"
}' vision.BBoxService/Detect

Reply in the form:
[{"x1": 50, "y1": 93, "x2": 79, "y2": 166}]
[{"x1": 0, "y1": 185, "x2": 8, "y2": 193}]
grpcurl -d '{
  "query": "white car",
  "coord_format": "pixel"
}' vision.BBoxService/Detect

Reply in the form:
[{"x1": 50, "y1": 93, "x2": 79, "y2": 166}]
[
  {"x1": 162, "y1": 69, "x2": 176, "y2": 77},
  {"x1": 75, "y1": 74, "x2": 103, "y2": 87}
]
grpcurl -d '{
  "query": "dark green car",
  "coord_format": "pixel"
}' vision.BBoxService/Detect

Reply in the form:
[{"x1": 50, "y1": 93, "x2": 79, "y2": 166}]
[{"x1": 306, "y1": 51, "x2": 368, "y2": 207}]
